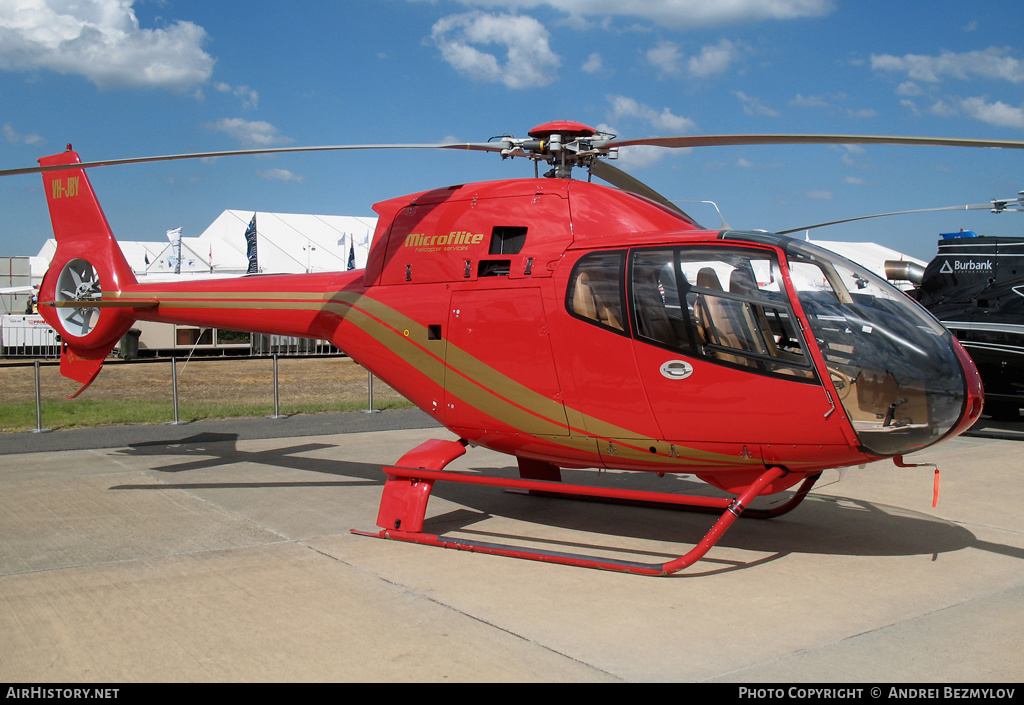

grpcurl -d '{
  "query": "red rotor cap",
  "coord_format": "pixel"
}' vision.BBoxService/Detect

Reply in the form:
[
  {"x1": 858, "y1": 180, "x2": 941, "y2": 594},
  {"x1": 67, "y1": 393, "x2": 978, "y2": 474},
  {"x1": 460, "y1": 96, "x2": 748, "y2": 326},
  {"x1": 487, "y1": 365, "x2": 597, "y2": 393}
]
[{"x1": 528, "y1": 121, "x2": 598, "y2": 140}]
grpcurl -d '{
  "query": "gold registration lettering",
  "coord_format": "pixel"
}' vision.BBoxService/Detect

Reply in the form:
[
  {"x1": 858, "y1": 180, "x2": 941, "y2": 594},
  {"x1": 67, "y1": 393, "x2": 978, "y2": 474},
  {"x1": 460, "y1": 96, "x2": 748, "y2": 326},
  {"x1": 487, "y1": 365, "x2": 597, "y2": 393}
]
[{"x1": 51, "y1": 176, "x2": 80, "y2": 200}]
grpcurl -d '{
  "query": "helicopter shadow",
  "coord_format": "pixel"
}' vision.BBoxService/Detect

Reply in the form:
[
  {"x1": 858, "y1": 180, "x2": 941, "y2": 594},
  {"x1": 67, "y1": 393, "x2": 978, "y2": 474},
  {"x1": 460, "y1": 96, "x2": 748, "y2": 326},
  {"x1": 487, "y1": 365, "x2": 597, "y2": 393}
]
[
  {"x1": 111, "y1": 431, "x2": 385, "y2": 490},
  {"x1": 108, "y1": 433, "x2": 1023, "y2": 578}
]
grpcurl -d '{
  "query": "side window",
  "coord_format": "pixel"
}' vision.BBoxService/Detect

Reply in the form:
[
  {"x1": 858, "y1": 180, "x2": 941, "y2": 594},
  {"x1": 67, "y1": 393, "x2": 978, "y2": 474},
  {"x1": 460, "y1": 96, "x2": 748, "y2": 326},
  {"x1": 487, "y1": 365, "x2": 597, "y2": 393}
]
[
  {"x1": 631, "y1": 249, "x2": 698, "y2": 354},
  {"x1": 566, "y1": 251, "x2": 626, "y2": 332},
  {"x1": 631, "y1": 247, "x2": 814, "y2": 379}
]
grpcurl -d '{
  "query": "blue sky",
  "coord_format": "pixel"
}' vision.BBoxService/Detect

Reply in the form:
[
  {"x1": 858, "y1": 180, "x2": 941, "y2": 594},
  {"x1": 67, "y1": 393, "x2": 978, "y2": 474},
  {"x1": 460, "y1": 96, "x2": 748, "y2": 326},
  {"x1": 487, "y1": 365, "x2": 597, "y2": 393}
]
[{"x1": 1, "y1": 0, "x2": 1022, "y2": 261}]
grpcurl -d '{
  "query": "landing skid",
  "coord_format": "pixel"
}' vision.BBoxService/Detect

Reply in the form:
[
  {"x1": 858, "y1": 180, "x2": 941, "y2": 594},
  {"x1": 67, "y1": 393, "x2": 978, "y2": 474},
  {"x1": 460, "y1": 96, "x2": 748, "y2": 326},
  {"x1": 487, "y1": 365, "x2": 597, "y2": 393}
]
[{"x1": 352, "y1": 439, "x2": 820, "y2": 576}]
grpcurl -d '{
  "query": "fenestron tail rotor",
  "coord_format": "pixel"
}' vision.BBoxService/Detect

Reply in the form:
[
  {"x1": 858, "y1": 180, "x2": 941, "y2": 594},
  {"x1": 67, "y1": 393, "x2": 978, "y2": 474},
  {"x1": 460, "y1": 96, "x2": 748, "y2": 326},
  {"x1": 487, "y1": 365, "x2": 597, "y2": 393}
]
[{"x1": 55, "y1": 258, "x2": 103, "y2": 337}]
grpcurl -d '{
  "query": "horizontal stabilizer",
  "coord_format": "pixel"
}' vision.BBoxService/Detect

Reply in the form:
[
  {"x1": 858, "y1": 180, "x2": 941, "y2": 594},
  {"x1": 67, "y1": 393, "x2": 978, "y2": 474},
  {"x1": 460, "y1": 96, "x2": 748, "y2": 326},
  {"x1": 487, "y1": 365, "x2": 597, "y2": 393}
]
[{"x1": 59, "y1": 343, "x2": 116, "y2": 398}]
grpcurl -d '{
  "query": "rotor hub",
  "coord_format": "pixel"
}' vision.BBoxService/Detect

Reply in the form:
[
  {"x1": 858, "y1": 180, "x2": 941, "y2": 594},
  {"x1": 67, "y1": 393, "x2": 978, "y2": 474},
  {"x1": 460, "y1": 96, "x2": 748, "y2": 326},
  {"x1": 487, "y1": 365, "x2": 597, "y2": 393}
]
[{"x1": 499, "y1": 121, "x2": 616, "y2": 179}]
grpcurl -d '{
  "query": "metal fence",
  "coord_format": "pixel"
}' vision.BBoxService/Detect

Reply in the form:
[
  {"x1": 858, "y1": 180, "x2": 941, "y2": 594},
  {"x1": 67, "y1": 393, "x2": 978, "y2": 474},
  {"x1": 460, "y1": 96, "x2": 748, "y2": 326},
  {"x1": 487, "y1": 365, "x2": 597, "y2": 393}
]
[
  {"x1": 6, "y1": 354, "x2": 385, "y2": 434},
  {"x1": 250, "y1": 333, "x2": 340, "y2": 356},
  {"x1": 0, "y1": 316, "x2": 340, "y2": 360},
  {"x1": 0, "y1": 315, "x2": 60, "y2": 359}
]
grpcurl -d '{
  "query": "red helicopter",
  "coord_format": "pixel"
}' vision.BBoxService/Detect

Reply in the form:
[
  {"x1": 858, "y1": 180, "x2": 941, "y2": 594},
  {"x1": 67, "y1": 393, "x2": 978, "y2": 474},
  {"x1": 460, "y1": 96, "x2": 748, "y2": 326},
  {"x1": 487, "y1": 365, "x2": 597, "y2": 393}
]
[{"x1": 8, "y1": 121, "x2": 1024, "y2": 575}]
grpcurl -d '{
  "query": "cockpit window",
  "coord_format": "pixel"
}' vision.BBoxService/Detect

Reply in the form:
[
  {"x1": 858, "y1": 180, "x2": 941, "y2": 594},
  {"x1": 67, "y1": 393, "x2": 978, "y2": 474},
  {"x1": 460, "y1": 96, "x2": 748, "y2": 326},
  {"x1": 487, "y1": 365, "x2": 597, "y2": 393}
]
[
  {"x1": 567, "y1": 250, "x2": 627, "y2": 333},
  {"x1": 630, "y1": 247, "x2": 815, "y2": 380},
  {"x1": 786, "y1": 240, "x2": 965, "y2": 455}
]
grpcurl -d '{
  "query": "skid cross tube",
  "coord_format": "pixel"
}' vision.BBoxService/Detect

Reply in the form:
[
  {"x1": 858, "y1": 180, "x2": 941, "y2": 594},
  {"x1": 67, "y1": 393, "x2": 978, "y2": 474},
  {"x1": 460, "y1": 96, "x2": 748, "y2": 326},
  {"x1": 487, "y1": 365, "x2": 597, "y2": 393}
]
[{"x1": 353, "y1": 441, "x2": 801, "y2": 575}]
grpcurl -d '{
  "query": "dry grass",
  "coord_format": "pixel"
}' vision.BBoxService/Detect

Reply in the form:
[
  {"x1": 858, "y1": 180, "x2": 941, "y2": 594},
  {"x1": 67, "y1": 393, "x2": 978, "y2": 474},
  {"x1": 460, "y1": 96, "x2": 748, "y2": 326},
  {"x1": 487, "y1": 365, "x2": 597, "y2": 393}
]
[{"x1": 0, "y1": 355, "x2": 411, "y2": 431}]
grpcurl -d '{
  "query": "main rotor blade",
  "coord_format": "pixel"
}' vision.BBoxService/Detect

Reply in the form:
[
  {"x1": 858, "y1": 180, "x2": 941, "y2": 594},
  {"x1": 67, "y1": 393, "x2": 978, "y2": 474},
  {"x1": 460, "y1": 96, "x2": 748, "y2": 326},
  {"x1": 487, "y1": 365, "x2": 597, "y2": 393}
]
[
  {"x1": 0, "y1": 142, "x2": 506, "y2": 178},
  {"x1": 608, "y1": 134, "x2": 1024, "y2": 151},
  {"x1": 590, "y1": 160, "x2": 692, "y2": 218},
  {"x1": 776, "y1": 203, "x2": 994, "y2": 235},
  {"x1": 7, "y1": 132, "x2": 1023, "y2": 179}
]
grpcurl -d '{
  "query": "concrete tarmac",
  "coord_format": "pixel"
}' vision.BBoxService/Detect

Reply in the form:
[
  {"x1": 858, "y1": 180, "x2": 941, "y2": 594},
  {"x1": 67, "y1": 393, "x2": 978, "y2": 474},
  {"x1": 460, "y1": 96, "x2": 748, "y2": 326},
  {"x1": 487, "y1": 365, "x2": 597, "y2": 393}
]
[{"x1": 1, "y1": 410, "x2": 1022, "y2": 683}]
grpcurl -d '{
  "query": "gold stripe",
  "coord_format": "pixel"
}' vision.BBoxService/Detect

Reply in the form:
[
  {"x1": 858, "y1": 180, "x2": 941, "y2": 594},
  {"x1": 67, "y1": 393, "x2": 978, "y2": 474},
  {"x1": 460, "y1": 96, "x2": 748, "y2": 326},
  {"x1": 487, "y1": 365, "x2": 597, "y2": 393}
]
[
  {"x1": 109, "y1": 286, "x2": 758, "y2": 467},
  {"x1": 107, "y1": 290, "x2": 330, "y2": 301},
  {"x1": 53, "y1": 299, "x2": 158, "y2": 308}
]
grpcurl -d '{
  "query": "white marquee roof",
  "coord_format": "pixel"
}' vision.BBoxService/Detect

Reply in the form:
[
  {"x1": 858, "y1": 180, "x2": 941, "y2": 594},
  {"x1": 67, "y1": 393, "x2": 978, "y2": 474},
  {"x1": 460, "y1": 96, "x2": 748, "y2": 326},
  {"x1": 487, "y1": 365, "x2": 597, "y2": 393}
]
[{"x1": 32, "y1": 210, "x2": 378, "y2": 282}]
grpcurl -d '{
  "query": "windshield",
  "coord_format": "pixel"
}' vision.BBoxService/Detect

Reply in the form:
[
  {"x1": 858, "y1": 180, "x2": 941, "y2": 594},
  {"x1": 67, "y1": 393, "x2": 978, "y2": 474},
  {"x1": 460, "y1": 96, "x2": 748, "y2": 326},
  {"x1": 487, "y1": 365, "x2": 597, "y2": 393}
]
[{"x1": 785, "y1": 241, "x2": 966, "y2": 455}]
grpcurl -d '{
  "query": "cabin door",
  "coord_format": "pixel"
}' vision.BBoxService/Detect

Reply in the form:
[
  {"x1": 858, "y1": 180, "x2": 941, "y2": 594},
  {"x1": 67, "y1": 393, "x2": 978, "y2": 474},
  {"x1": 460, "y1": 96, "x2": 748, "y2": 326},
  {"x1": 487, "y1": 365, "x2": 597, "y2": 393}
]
[{"x1": 443, "y1": 287, "x2": 569, "y2": 437}]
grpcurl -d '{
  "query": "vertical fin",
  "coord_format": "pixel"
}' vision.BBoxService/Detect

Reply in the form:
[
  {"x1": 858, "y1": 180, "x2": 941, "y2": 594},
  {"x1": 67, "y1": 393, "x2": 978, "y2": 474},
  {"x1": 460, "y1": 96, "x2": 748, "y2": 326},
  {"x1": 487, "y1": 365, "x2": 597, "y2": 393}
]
[
  {"x1": 38, "y1": 148, "x2": 137, "y2": 290},
  {"x1": 36, "y1": 148, "x2": 139, "y2": 396}
]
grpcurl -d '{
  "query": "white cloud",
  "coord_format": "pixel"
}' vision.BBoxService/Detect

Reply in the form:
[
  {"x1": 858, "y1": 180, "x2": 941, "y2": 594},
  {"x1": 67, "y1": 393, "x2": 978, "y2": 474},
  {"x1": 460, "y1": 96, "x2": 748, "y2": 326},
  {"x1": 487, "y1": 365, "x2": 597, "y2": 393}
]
[
  {"x1": 895, "y1": 81, "x2": 924, "y2": 96},
  {"x1": 899, "y1": 98, "x2": 921, "y2": 115},
  {"x1": 258, "y1": 169, "x2": 306, "y2": 183},
  {"x1": 601, "y1": 98, "x2": 695, "y2": 170},
  {"x1": 450, "y1": 1, "x2": 836, "y2": 29},
  {"x1": 832, "y1": 144, "x2": 864, "y2": 166},
  {"x1": 870, "y1": 47, "x2": 1024, "y2": 84},
  {"x1": 581, "y1": 52, "x2": 603, "y2": 74},
  {"x1": 959, "y1": 97, "x2": 1024, "y2": 128},
  {"x1": 608, "y1": 95, "x2": 696, "y2": 132},
  {"x1": 688, "y1": 38, "x2": 742, "y2": 78},
  {"x1": 616, "y1": 145, "x2": 667, "y2": 170},
  {"x1": 804, "y1": 190, "x2": 833, "y2": 201},
  {"x1": 848, "y1": 107, "x2": 877, "y2": 118},
  {"x1": 0, "y1": 0, "x2": 214, "y2": 90},
  {"x1": 927, "y1": 100, "x2": 958, "y2": 118},
  {"x1": 788, "y1": 92, "x2": 875, "y2": 119},
  {"x1": 646, "y1": 40, "x2": 682, "y2": 76},
  {"x1": 646, "y1": 38, "x2": 745, "y2": 79},
  {"x1": 214, "y1": 82, "x2": 259, "y2": 110},
  {"x1": 3, "y1": 122, "x2": 43, "y2": 145},
  {"x1": 789, "y1": 93, "x2": 831, "y2": 107},
  {"x1": 430, "y1": 11, "x2": 561, "y2": 89},
  {"x1": 735, "y1": 91, "x2": 779, "y2": 117},
  {"x1": 207, "y1": 118, "x2": 293, "y2": 147},
  {"x1": 905, "y1": 95, "x2": 1024, "y2": 128}
]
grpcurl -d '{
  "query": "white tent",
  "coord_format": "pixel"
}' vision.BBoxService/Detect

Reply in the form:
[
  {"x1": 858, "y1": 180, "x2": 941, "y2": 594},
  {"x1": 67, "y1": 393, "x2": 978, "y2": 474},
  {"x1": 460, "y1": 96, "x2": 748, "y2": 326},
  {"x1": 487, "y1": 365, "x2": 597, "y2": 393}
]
[
  {"x1": 138, "y1": 210, "x2": 378, "y2": 279},
  {"x1": 30, "y1": 210, "x2": 379, "y2": 282}
]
